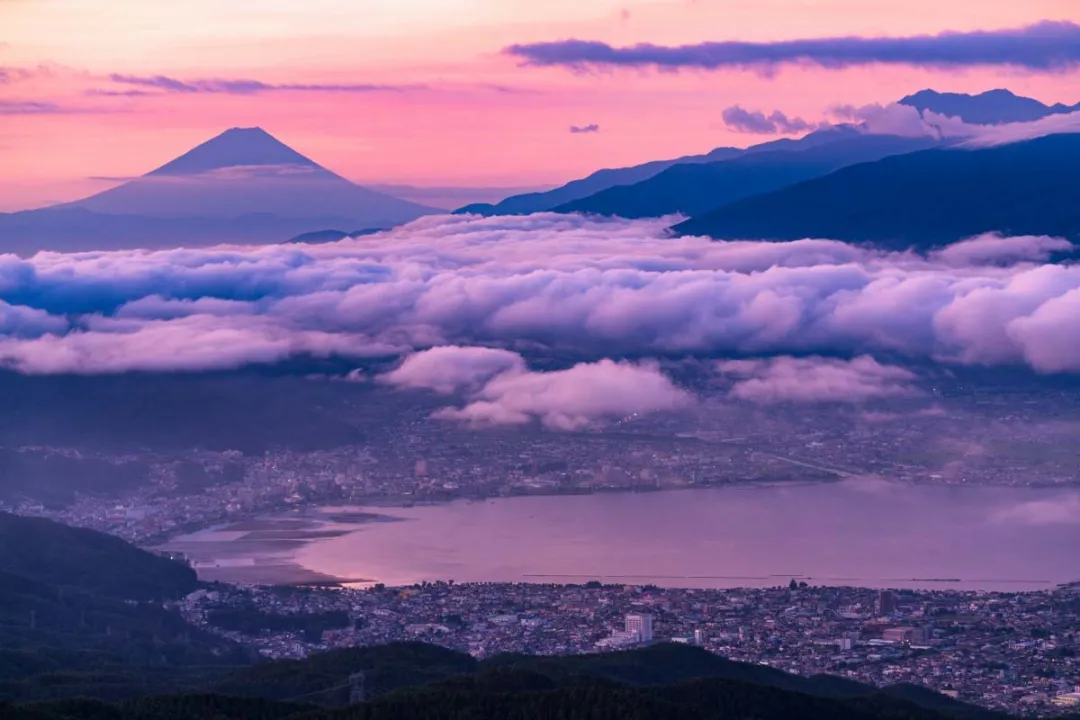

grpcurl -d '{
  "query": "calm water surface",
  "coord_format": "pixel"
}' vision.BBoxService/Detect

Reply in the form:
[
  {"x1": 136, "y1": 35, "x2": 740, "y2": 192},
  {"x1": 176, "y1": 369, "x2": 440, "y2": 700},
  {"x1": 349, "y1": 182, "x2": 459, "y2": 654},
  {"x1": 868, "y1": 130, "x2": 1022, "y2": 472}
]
[{"x1": 175, "y1": 481, "x2": 1080, "y2": 591}]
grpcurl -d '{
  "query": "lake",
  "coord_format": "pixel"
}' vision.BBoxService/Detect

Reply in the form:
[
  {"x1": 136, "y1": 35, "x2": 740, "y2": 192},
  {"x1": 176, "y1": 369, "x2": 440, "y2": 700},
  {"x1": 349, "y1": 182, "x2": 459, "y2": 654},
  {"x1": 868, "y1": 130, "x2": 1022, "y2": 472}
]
[{"x1": 162, "y1": 479, "x2": 1080, "y2": 591}]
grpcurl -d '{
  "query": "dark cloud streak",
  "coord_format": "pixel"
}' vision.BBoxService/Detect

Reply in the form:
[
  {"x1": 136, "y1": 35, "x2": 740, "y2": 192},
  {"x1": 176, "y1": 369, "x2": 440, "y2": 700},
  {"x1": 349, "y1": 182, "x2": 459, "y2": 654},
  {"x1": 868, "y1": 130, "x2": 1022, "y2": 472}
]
[
  {"x1": 721, "y1": 105, "x2": 823, "y2": 134},
  {"x1": 504, "y1": 21, "x2": 1080, "y2": 74},
  {"x1": 106, "y1": 74, "x2": 428, "y2": 95},
  {"x1": 0, "y1": 99, "x2": 109, "y2": 115}
]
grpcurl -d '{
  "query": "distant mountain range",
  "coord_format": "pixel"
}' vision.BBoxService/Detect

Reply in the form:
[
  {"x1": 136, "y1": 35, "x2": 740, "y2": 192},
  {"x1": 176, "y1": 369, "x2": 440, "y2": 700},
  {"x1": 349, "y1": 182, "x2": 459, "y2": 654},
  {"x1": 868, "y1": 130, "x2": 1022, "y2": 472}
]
[
  {"x1": 454, "y1": 146, "x2": 745, "y2": 216},
  {"x1": 898, "y1": 89, "x2": 1079, "y2": 125},
  {"x1": 453, "y1": 131, "x2": 857, "y2": 217},
  {"x1": 0, "y1": 128, "x2": 438, "y2": 254},
  {"x1": 551, "y1": 129, "x2": 941, "y2": 218},
  {"x1": 452, "y1": 88, "x2": 1079, "y2": 249},
  {"x1": 672, "y1": 133, "x2": 1080, "y2": 248}
]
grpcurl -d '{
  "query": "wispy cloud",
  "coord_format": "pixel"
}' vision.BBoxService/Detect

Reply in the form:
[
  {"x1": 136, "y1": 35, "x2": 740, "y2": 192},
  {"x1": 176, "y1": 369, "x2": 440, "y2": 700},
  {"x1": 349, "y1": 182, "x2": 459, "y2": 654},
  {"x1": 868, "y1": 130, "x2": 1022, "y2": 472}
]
[
  {"x1": 505, "y1": 21, "x2": 1080, "y2": 75},
  {"x1": 0, "y1": 65, "x2": 47, "y2": 84},
  {"x1": 569, "y1": 123, "x2": 599, "y2": 134},
  {"x1": 104, "y1": 74, "x2": 428, "y2": 95},
  {"x1": 0, "y1": 99, "x2": 106, "y2": 115},
  {"x1": 721, "y1": 106, "x2": 824, "y2": 134}
]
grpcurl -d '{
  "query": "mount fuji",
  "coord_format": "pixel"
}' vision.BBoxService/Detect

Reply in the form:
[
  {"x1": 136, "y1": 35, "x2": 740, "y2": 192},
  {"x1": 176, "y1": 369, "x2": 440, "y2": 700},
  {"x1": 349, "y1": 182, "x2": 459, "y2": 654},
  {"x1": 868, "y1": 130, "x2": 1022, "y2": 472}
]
[{"x1": 0, "y1": 127, "x2": 438, "y2": 254}]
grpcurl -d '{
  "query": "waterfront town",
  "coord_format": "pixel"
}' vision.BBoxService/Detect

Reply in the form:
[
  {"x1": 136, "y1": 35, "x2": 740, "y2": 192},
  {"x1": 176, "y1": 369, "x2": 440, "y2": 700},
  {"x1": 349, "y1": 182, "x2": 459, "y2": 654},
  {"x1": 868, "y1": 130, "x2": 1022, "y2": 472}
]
[
  {"x1": 2, "y1": 380, "x2": 1078, "y2": 718},
  {"x1": 176, "y1": 579, "x2": 1080, "y2": 717}
]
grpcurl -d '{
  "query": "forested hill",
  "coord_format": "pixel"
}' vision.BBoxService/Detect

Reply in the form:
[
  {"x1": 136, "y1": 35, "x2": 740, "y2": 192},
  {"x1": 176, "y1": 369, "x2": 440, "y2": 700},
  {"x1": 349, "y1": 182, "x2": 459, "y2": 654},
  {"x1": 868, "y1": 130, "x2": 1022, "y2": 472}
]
[
  {"x1": 0, "y1": 512, "x2": 248, "y2": 702},
  {"x1": 0, "y1": 512, "x2": 198, "y2": 602}
]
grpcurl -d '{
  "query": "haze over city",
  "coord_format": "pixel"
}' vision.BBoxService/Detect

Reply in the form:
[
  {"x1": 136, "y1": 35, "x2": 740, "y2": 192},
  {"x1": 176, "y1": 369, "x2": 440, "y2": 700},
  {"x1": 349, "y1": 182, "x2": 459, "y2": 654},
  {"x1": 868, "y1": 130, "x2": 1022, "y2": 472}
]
[{"x1": 2, "y1": 1, "x2": 1080, "y2": 719}]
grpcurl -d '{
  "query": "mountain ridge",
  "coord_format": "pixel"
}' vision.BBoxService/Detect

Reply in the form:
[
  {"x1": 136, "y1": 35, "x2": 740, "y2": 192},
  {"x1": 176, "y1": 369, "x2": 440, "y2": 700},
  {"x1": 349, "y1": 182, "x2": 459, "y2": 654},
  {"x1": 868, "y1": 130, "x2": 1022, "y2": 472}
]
[
  {"x1": 672, "y1": 133, "x2": 1080, "y2": 248},
  {"x1": 898, "y1": 89, "x2": 1079, "y2": 125},
  {"x1": 553, "y1": 132, "x2": 941, "y2": 219},
  {"x1": 454, "y1": 128, "x2": 860, "y2": 216}
]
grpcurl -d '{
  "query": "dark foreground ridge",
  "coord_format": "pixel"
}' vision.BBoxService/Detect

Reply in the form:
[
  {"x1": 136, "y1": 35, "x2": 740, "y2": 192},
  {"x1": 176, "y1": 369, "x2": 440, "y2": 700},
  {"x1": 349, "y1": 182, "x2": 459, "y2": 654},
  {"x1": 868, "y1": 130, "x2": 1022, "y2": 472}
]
[
  {"x1": 1, "y1": 513, "x2": 1076, "y2": 720},
  {"x1": 4, "y1": 640, "x2": 1037, "y2": 720}
]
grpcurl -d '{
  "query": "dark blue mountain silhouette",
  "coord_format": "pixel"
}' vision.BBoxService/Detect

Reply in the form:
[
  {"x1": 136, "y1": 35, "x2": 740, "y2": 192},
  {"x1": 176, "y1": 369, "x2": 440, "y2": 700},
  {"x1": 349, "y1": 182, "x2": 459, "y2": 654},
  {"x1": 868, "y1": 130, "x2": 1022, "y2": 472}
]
[
  {"x1": 0, "y1": 127, "x2": 437, "y2": 253},
  {"x1": 454, "y1": 129, "x2": 854, "y2": 216},
  {"x1": 898, "y1": 89, "x2": 1078, "y2": 125},
  {"x1": 673, "y1": 133, "x2": 1080, "y2": 249},
  {"x1": 553, "y1": 131, "x2": 940, "y2": 218}
]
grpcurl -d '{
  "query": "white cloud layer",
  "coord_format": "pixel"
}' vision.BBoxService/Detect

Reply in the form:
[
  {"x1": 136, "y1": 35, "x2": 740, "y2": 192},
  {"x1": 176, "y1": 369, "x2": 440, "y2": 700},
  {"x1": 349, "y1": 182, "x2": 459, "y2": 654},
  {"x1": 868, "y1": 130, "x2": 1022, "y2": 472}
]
[
  {"x1": 379, "y1": 345, "x2": 526, "y2": 394},
  {"x1": 0, "y1": 214, "x2": 1077, "y2": 374},
  {"x1": 832, "y1": 102, "x2": 1080, "y2": 145},
  {"x1": 717, "y1": 355, "x2": 918, "y2": 404},
  {"x1": 381, "y1": 346, "x2": 690, "y2": 429}
]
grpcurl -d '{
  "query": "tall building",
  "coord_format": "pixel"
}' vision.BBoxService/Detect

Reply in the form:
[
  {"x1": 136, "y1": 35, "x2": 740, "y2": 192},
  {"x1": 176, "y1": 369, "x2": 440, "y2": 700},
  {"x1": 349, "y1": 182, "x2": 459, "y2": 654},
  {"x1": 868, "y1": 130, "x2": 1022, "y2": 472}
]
[
  {"x1": 693, "y1": 628, "x2": 706, "y2": 646},
  {"x1": 875, "y1": 590, "x2": 897, "y2": 616},
  {"x1": 625, "y1": 613, "x2": 653, "y2": 642}
]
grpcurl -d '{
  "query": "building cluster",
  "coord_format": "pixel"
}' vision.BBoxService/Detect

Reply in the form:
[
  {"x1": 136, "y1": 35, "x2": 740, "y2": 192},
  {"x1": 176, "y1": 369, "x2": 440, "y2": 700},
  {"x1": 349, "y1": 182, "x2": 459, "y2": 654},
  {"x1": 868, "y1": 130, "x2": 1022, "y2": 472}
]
[{"x1": 176, "y1": 580, "x2": 1080, "y2": 717}]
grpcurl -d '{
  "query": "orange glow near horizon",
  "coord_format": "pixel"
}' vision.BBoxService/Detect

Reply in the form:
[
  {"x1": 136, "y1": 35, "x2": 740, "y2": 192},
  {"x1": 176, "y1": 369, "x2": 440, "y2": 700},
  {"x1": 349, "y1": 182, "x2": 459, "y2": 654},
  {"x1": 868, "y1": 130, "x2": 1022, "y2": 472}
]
[{"x1": 2, "y1": 0, "x2": 1080, "y2": 210}]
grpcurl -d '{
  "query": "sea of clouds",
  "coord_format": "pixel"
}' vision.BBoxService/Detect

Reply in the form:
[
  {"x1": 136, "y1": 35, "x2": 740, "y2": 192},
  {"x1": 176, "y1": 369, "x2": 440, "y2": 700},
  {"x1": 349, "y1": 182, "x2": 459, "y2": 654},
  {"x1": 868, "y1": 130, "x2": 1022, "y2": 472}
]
[{"x1": 0, "y1": 213, "x2": 1077, "y2": 426}]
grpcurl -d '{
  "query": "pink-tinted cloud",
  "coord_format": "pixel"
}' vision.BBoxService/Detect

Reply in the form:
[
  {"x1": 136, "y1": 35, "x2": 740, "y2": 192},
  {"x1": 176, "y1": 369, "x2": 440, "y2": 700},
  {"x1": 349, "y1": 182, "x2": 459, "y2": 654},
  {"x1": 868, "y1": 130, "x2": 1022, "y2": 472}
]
[
  {"x1": 0, "y1": 315, "x2": 390, "y2": 374},
  {"x1": 380, "y1": 345, "x2": 526, "y2": 394},
  {"x1": 378, "y1": 345, "x2": 691, "y2": 429},
  {"x1": 717, "y1": 355, "x2": 919, "y2": 404},
  {"x1": 430, "y1": 356, "x2": 691, "y2": 430},
  {"x1": 931, "y1": 234, "x2": 1074, "y2": 265}
]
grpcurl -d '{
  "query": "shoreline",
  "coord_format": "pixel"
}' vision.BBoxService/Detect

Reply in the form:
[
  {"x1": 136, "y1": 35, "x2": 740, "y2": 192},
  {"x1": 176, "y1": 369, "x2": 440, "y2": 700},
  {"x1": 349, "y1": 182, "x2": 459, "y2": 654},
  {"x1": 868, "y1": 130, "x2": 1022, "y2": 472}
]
[
  {"x1": 150, "y1": 483, "x2": 1080, "y2": 592},
  {"x1": 144, "y1": 476, "x2": 851, "y2": 547}
]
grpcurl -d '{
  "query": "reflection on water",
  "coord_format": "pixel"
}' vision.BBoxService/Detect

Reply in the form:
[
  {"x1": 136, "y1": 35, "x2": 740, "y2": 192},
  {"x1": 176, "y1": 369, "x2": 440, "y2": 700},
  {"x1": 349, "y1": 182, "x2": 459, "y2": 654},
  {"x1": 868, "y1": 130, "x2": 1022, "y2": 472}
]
[{"x1": 172, "y1": 481, "x2": 1080, "y2": 591}]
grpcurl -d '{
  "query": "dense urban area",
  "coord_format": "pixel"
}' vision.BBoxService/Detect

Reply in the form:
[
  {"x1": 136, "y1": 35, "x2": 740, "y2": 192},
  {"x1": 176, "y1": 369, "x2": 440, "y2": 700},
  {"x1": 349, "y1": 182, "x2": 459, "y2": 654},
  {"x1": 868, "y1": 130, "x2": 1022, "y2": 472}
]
[{"x1": 175, "y1": 580, "x2": 1080, "y2": 716}]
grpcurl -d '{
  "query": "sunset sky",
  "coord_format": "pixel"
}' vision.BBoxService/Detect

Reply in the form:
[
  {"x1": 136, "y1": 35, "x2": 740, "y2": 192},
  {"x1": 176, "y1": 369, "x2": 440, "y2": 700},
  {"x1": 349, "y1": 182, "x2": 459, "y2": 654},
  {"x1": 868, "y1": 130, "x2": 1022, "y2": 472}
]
[{"x1": 2, "y1": 0, "x2": 1079, "y2": 211}]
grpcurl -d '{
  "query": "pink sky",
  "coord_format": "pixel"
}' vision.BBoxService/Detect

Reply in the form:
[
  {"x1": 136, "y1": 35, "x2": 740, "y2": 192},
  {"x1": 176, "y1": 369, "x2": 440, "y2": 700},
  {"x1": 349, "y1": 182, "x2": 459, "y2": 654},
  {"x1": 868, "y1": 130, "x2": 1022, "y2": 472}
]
[{"x1": 2, "y1": 0, "x2": 1079, "y2": 210}]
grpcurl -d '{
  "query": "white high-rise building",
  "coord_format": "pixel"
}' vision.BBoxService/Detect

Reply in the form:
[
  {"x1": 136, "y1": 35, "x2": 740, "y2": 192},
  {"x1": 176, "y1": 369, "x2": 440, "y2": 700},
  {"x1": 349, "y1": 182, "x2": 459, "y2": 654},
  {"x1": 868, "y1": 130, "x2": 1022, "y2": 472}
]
[{"x1": 625, "y1": 613, "x2": 653, "y2": 643}]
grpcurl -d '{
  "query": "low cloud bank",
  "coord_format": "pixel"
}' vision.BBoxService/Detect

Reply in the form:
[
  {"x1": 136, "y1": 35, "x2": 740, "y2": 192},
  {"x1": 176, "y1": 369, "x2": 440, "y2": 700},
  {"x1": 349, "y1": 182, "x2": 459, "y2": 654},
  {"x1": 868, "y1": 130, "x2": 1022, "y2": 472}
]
[
  {"x1": 717, "y1": 356, "x2": 918, "y2": 404},
  {"x1": 379, "y1": 345, "x2": 526, "y2": 394},
  {"x1": 0, "y1": 214, "x2": 1077, "y2": 374},
  {"x1": 381, "y1": 346, "x2": 690, "y2": 429},
  {"x1": 834, "y1": 102, "x2": 1080, "y2": 145}
]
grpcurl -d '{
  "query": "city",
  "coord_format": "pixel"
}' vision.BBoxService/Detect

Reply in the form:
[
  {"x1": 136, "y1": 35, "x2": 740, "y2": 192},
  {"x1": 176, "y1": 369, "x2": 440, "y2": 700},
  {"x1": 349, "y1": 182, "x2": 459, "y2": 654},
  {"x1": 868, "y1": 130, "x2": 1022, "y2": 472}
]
[{"x1": 174, "y1": 579, "x2": 1080, "y2": 716}]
